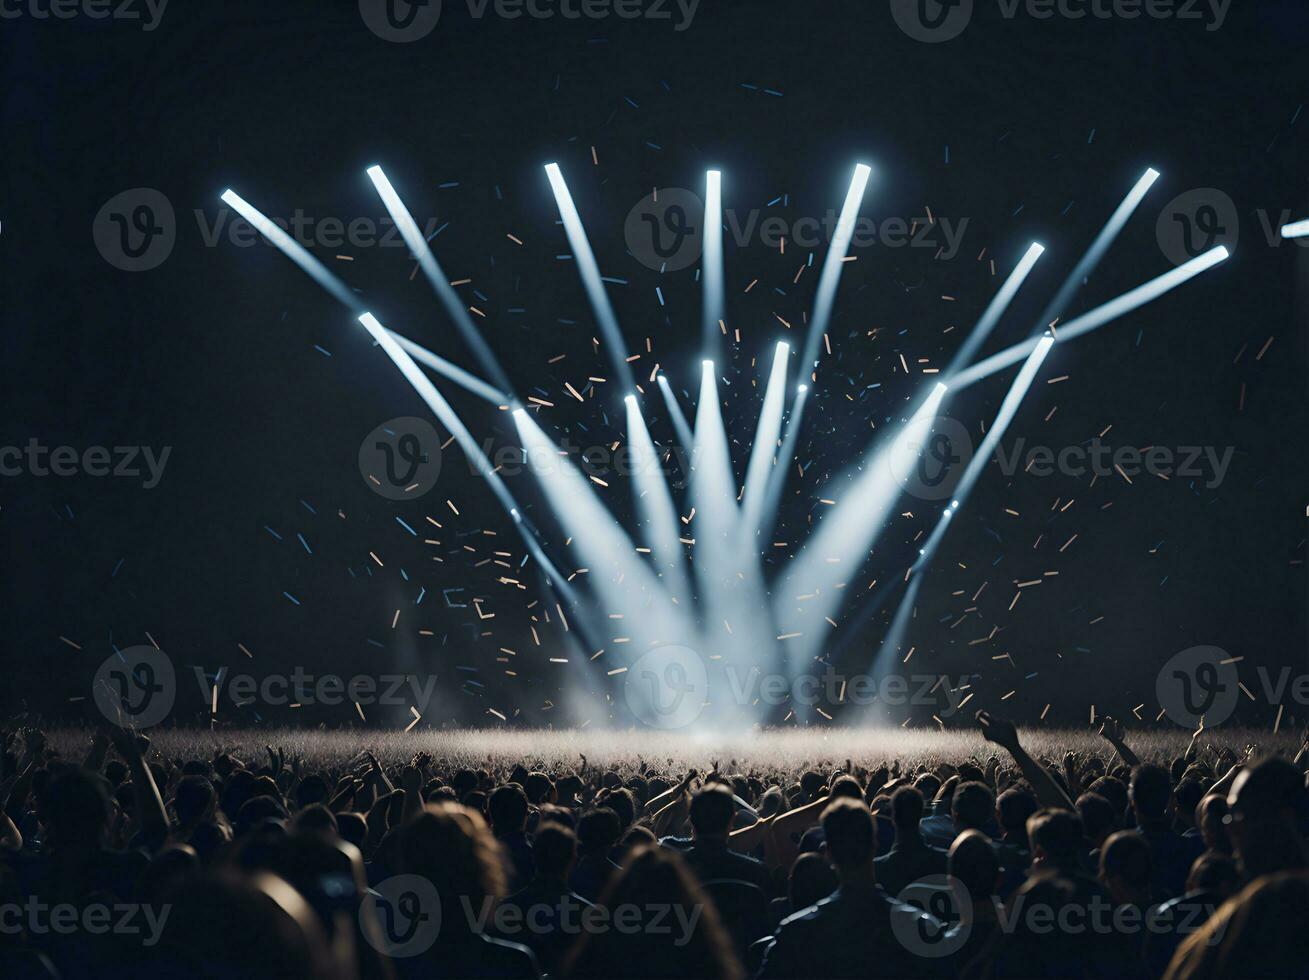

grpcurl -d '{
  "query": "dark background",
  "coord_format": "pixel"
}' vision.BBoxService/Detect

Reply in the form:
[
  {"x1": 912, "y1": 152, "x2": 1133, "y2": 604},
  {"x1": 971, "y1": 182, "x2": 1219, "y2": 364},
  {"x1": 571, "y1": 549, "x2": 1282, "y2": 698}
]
[{"x1": 2, "y1": 0, "x2": 1307, "y2": 729}]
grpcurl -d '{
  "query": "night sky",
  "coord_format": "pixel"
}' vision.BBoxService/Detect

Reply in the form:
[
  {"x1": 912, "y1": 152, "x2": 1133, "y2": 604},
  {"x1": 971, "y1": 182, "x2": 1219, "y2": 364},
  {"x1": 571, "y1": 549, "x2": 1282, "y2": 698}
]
[{"x1": 3, "y1": 0, "x2": 1307, "y2": 729}]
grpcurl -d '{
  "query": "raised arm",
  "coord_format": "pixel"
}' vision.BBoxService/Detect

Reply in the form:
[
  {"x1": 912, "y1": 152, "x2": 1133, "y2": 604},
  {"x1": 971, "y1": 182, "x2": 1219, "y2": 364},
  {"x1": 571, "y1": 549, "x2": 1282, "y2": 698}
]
[
  {"x1": 1097, "y1": 717, "x2": 1141, "y2": 769},
  {"x1": 976, "y1": 711, "x2": 1075, "y2": 811}
]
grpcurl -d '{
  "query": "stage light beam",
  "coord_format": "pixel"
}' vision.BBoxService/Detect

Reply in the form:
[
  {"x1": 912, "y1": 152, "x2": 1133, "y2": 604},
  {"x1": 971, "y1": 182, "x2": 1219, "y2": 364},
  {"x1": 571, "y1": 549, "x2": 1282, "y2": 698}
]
[
  {"x1": 952, "y1": 246, "x2": 1231, "y2": 391},
  {"x1": 220, "y1": 189, "x2": 509, "y2": 406},
  {"x1": 702, "y1": 170, "x2": 725, "y2": 354},
  {"x1": 356, "y1": 312, "x2": 574, "y2": 601},
  {"x1": 1282, "y1": 219, "x2": 1309, "y2": 239},
  {"x1": 740, "y1": 341, "x2": 791, "y2": 536},
  {"x1": 799, "y1": 164, "x2": 873, "y2": 376},
  {"x1": 367, "y1": 165, "x2": 516, "y2": 396},
  {"x1": 545, "y1": 163, "x2": 636, "y2": 393}
]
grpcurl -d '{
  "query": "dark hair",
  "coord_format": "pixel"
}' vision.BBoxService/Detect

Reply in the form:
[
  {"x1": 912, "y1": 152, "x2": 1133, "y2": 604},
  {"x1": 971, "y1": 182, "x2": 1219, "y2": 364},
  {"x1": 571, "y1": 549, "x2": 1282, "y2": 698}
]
[
  {"x1": 1187, "y1": 851, "x2": 1238, "y2": 896},
  {"x1": 952, "y1": 781, "x2": 995, "y2": 831},
  {"x1": 950, "y1": 829, "x2": 1000, "y2": 901},
  {"x1": 576, "y1": 807, "x2": 622, "y2": 852},
  {"x1": 1100, "y1": 830, "x2": 1151, "y2": 893},
  {"x1": 1129, "y1": 764, "x2": 1172, "y2": 821},
  {"x1": 1027, "y1": 808, "x2": 1084, "y2": 866},
  {"x1": 42, "y1": 768, "x2": 112, "y2": 848},
  {"x1": 890, "y1": 785, "x2": 925, "y2": 832},
  {"x1": 822, "y1": 798, "x2": 876, "y2": 870},
  {"x1": 533, "y1": 822, "x2": 577, "y2": 878},
  {"x1": 829, "y1": 775, "x2": 863, "y2": 801},
  {"x1": 174, "y1": 775, "x2": 217, "y2": 826},
  {"x1": 997, "y1": 787, "x2": 1039, "y2": 844},
  {"x1": 524, "y1": 771, "x2": 554, "y2": 805},
  {"x1": 562, "y1": 846, "x2": 741, "y2": 980},
  {"x1": 789, "y1": 852, "x2": 838, "y2": 910},
  {"x1": 690, "y1": 785, "x2": 735, "y2": 837},
  {"x1": 1076, "y1": 792, "x2": 1117, "y2": 844},
  {"x1": 487, "y1": 783, "x2": 529, "y2": 833}
]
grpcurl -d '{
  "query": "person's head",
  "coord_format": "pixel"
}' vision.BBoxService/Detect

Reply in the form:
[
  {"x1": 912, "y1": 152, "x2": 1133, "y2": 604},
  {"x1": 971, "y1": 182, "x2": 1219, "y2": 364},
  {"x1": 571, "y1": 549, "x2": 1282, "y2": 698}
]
[
  {"x1": 174, "y1": 775, "x2": 217, "y2": 827},
  {"x1": 41, "y1": 768, "x2": 112, "y2": 849},
  {"x1": 562, "y1": 846, "x2": 741, "y2": 980},
  {"x1": 996, "y1": 787, "x2": 1039, "y2": 846},
  {"x1": 829, "y1": 775, "x2": 863, "y2": 801},
  {"x1": 1196, "y1": 793, "x2": 1232, "y2": 855},
  {"x1": 487, "y1": 783, "x2": 529, "y2": 836},
  {"x1": 576, "y1": 806, "x2": 622, "y2": 855},
  {"x1": 450, "y1": 769, "x2": 478, "y2": 799},
  {"x1": 821, "y1": 798, "x2": 876, "y2": 875},
  {"x1": 401, "y1": 803, "x2": 505, "y2": 938},
  {"x1": 155, "y1": 871, "x2": 338, "y2": 980},
  {"x1": 619, "y1": 825, "x2": 657, "y2": 854},
  {"x1": 788, "y1": 852, "x2": 838, "y2": 910},
  {"x1": 533, "y1": 822, "x2": 577, "y2": 880},
  {"x1": 689, "y1": 785, "x2": 735, "y2": 840},
  {"x1": 1186, "y1": 851, "x2": 1238, "y2": 899},
  {"x1": 293, "y1": 774, "x2": 329, "y2": 810},
  {"x1": 291, "y1": 804, "x2": 338, "y2": 837},
  {"x1": 1173, "y1": 779, "x2": 1205, "y2": 830},
  {"x1": 799, "y1": 770, "x2": 825, "y2": 802},
  {"x1": 913, "y1": 772, "x2": 941, "y2": 800},
  {"x1": 949, "y1": 829, "x2": 1000, "y2": 903},
  {"x1": 1129, "y1": 764, "x2": 1173, "y2": 823},
  {"x1": 336, "y1": 812, "x2": 367, "y2": 852},
  {"x1": 952, "y1": 781, "x2": 995, "y2": 833},
  {"x1": 1075, "y1": 792, "x2": 1117, "y2": 850},
  {"x1": 890, "y1": 785, "x2": 926, "y2": 835},
  {"x1": 234, "y1": 795, "x2": 289, "y2": 840},
  {"x1": 524, "y1": 771, "x2": 555, "y2": 806},
  {"x1": 1227, "y1": 757, "x2": 1307, "y2": 868},
  {"x1": 1167, "y1": 871, "x2": 1309, "y2": 980},
  {"x1": 603, "y1": 787, "x2": 637, "y2": 830},
  {"x1": 1099, "y1": 831, "x2": 1152, "y2": 906},
  {"x1": 1027, "y1": 807, "x2": 1084, "y2": 871}
]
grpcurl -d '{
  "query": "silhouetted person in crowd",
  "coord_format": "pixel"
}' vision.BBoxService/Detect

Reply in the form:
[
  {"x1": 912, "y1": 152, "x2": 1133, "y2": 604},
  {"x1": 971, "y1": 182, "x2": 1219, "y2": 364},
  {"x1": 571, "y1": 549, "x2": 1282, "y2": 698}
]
[
  {"x1": 758, "y1": 798, "x2": 944, "y2": 979},
  {"x1": 562, "y1": 845, "x2": 742, "y2": 980},
  {"x1": 873, "y1": 785, "x2": 946, "y2": 897}
]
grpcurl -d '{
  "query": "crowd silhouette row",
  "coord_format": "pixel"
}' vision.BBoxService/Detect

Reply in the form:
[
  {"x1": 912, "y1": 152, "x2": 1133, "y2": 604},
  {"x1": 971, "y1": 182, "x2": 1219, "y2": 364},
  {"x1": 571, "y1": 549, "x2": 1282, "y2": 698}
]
[{"x1": 1, "y1": 713, "x2": 1306, "y2": 979}]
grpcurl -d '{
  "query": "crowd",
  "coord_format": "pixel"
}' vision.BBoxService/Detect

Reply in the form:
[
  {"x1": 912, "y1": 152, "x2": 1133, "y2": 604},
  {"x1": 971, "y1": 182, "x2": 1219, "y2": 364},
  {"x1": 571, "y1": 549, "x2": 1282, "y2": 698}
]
[{"x1": 0, "y1": 713, "x2": 1305, "y2": 979}]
